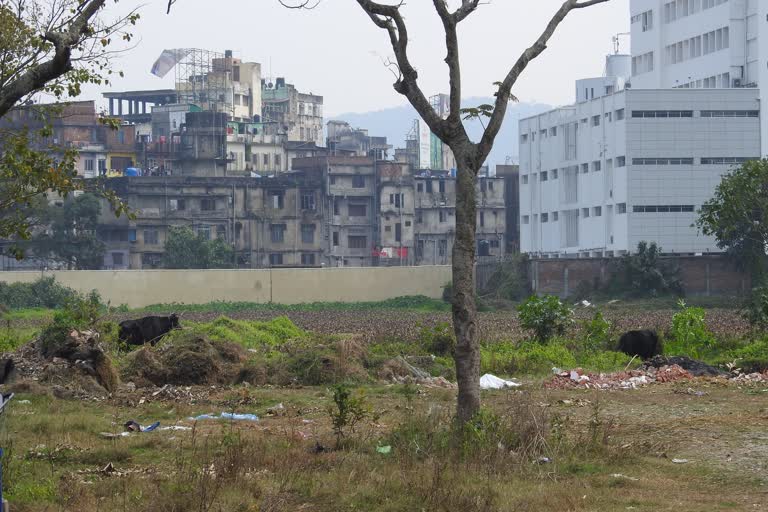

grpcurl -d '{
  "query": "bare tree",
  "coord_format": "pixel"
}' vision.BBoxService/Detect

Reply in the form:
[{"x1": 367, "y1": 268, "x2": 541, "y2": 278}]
[
  {"x1": 283, "y1": 0, "x2": 609, "y2": 422},
  {"x1": 0, "y1": 0, "x2": 139, "y2": 119}
]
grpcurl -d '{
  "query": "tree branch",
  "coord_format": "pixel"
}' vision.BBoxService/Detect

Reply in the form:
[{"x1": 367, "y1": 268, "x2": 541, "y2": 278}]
[
  {"x1": 0, "y1": 0, "x2": 106, "y2": 119},
  {"x1": 477, "y1": 0, "x2": 610, "y2": 162}
]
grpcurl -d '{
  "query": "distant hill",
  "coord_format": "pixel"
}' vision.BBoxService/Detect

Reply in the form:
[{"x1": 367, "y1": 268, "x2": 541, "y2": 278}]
[{"x1": 331, "y1": 98, "x2": 552, "y2": 168}]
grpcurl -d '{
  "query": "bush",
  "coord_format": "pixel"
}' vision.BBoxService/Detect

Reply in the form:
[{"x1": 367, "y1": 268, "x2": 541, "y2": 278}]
[
  {"x1": 0, "y1": 277, "x2": 79, "y2": 310},
  {"x1": 665, "y1": 299, "x2": 716, "y2": 359},
  {"x1": 743, "y1": 285, "x2": 768, "y2": 330},
  {"x1": 417, "y1": 322, "x2": 455, "y2": 356},
  {"x1": 579, "y1": 310, "x2": 613, "y2": 352},
  {"x1": 327, "y1": 384, "x2": 373, "y2": 447},
  {"x1": 609, "y1": 241, "x2": 683, "y2": 297},
  {"x1": 517, "y1": 295, "x2": 573, "y2": 344},
  {"x1": 38, "y1": 291, "x2": 104, "y2": 356}
]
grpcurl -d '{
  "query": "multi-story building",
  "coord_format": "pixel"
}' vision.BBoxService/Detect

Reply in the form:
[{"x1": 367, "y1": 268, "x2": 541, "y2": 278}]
[
  {"x1": 519, "y1": 87, "x2": 760, "y2": 257},
  {"x1": 262, "y1": 78, "x2": 324, "y2": 147},
  {"x1": 495, "y1": 164, "x2": 520, "y2": 253},
  {"x1": 97, "y1": 173, "x2": 326, "y2": 269},
  {"x1": 630, "y1": 0, "x2": 768, "y2": 154},
  {"x1": 377, "y1": 162, "x2": 415, "y2": 265},
  {"x1": 414, "y1": 174, "x2": 506, "y2": 265},
  {"x1": 293, "y1": 156, "x2": 377, "y2": 267},
  {"x1": 327, "y1": 120, "x2": 392, "y2": 159}
]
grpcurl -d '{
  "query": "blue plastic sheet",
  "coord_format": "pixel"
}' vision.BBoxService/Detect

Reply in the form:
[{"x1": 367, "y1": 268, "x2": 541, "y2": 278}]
[{"x1": 190, "y1": 412, "x2": 259, "y2": 422}]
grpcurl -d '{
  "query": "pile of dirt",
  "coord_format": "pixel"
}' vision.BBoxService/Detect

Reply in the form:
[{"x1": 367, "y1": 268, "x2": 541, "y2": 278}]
[
  {"x1": 642, "y1": 355, "x2": 726, "y2": 377},
  {"x1": 122, "y1": 333, "x2": 246, "y2": 387},
  {"x1": 6, "y1": 330, "x2": 118, "y2": 398}
]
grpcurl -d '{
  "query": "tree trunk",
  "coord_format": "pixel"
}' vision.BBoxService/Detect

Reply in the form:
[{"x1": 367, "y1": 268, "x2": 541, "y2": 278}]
[{"x1": 451, "y1": 154, "x2": 480, "y2": 424}]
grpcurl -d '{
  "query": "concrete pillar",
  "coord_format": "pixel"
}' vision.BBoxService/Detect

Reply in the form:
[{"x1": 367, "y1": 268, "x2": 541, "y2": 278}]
[
  {"x1": 109, "y1": 98, "x2": 114, "y2": 116},
  {"x1": 563, "y1": 266, "x2": 569, "y2": 298},
  {"x1": 117, "y1": 100, "x2": 122, "y2": 116},
  {"x1": 128, "y1": 101, "x2": 133, "y2": 115},
  {"x1": 705, "y1": 262, "x2": 711, "y2": 297}
]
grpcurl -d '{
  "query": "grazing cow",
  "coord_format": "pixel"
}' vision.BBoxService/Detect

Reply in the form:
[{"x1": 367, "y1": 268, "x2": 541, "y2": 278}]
[
  {"x1": 119, "y1": 314, "x2": 180, "y2": 346},
  {"x1": 617, "y1": 330, "x2": 661, "y2": 360}
]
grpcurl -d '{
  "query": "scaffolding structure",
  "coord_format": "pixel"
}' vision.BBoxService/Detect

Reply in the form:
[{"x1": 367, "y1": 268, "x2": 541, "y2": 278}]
[{"x1": 174, "y1": 48, "x2": 234, "y2": 115}]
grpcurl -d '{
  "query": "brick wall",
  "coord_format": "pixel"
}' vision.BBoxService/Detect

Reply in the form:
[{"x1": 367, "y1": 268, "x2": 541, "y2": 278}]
[{"x1": 529, "y1": 256, "x2": 749, "y2": 298}]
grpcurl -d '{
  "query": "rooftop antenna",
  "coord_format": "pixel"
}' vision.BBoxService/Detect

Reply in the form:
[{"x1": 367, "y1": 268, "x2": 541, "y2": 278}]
[{"x1": 612, "y1": 32, "x2": 630, "y2": 54}]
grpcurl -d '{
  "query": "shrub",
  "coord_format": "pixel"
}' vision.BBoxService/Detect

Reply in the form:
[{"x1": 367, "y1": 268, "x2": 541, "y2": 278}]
[
  {"x1": 327, "y1": 384, "x2": 373, "y2": 447},
  {"x1": 418, "y1": 322, "x2": 455, "y2": 356},
  {"x1": 665, "y1": 299, "x2": 716, "y2": 359},
  {"x1": 197, "y1": 316, "x2": 305, "y2": 348},
  {"x1": 742, "y1": 285, "x2": 768, "y2": 330},
  {"x1": 481, "y1": 340, "x2": 577, "y2": 375},
  {"x1": 517, "y1": 295, "x2": 573, "y2": 344},
  {"x1": 38, "y1": 291, "x2": 104, "y2": 356},
  {"x1": 0, "y1": 277, "x2": 79, "y2": 309},
  {"x1": 579, "y1": 310, "x2": 613, "y2": 352},
  {"x1": 609, "y1": 241, "x2": 683, "y2": 297}
]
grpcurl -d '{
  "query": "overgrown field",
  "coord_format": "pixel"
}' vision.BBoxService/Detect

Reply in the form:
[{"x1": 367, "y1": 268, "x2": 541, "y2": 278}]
[{"x1": 2, "y1": 279, "x2": 768, "y2": 510}]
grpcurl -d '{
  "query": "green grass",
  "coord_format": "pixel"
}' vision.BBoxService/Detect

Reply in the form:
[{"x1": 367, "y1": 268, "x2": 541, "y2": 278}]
[{"x1": 191, "y1": 315, "x2": 306, "y2": 348}]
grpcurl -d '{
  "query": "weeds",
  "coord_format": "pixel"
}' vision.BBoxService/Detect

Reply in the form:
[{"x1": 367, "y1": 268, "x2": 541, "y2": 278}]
[{"x1": 518, "y1": 295, "x2": 574, "y2": 344}]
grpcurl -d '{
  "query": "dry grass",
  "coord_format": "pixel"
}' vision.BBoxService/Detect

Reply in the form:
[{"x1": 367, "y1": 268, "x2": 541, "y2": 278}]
[{"x1": 0, "y1": 381, "x2": 765, "y2": 511}]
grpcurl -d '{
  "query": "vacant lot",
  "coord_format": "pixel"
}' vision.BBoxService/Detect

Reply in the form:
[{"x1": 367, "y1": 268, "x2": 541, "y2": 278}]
[{"x1": 1, "y1": 297, "x2": 766, "y2": 511}]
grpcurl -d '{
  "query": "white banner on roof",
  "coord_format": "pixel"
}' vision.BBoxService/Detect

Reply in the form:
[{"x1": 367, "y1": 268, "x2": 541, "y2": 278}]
[{"x1": 151, "y1": 49, "x2": 190, "y2": 78}]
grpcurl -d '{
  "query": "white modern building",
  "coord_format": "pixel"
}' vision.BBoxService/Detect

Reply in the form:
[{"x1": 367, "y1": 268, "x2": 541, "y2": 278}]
[
  {"x1": 518, "y1": 0, "x2": 767, "y2": 257},
  {"x1": 630, "y1": 0, "x2": 768, "y2": 152}
]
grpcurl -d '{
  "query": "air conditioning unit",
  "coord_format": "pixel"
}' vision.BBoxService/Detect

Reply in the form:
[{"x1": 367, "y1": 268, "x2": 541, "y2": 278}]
[{"x1": 733, "y1": 78, "x2": 742, "y2": 88}]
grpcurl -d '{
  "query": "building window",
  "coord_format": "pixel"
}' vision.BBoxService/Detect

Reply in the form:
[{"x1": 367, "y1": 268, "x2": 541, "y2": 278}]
[
  {"x1": 520, "y1": 134, "x2": 528, "y2": 144},
  {"x1": 593, "y1": 206, "x2": 602, "y2": 217},
  {"x1": 270, "y1": 191, "x2": 284, "y2": 209},
  {"x1": 395, "y1": 223, "x2": 402, "y2": 242},
  {"x1": 112, "y1": 252, "x2": 124, "y2": 266},
  {"x1": 633, "y1": 205, "x2": 695, "y2": 213},
  {"x1": 631, "y1": 9, "x2": 653, "y2": 31},
  {"x1": 631, "y1": 110, "x2": 693, "y2": 118},
  {"x1": 479, "y1": 212, "x2": 485, "y2": 227},
  {"x1": 84, "y1": 159, "x2": 94, "y2": 172},
  {"x1": 384, "y1": 225, "x2": 391, "y2": 232},
  {"x1": 263, "y1": 153, "x2": 270, "y2": 167},
  {"x1": 521, "y1": 175, "x2": 529, "y2": 185},
  {"x1": 200, "y1": 198, "x2": 215, "y2": 211},
  {"x1": 301, "y1": 191, "x2": 316, "y2": 210},
  {"x1": 700, "y1": 157, "x2": 753, "y2": 165},
  {"x1": 438, "y1": 239, "x2": 447, "y2": 257},
  {"x1": 143, "y1": 230, "x2": 159, "y2": 245},
  {"x1": 439, "y1": 210, "x2": 447, "y2": 223},
  {"x1": 439, "y1": 180, "x2": 446, "y2": 194},
  {"x1": 169, "y1": 198, "x2": 186, "y2": 211},
  {"x1": 405, "y1": 220, "x2": 411, "y2": 227},
  {"x1": 582, "y1": 208, "x2": 590, "y2": 218},
  {"x1": 605, "y1": 112, "x2": 612, "y2": 122},
  {"x1": 631, "y1": 51, "x2": 654, "y2": 75},
  {"x1": 617, "y1": 203, "x2": 627, "y2": 214},
  {"x1": 269, "y1": 253, "x2": 283, "y2": 266},
  {"x1": 551, "y1": 169, "x2": 559, "y2": 180},
  {"x1": 541, "y1": 212, "x2": 549, "y2": 223},
  {"x1": 348, "y1": 236, "x2": 367, "y2": 249},
  {"x1": 332, "y1": 232, "x2": 339, "y2": 246},
  {"x1": 522, "y1": 215, "x2": 530, "y2": 225},
  {"x1": 549, "y1": 126, "x2": 557, "y2": 137},
  {"x1": 632, "y1": 158, "x2": 694, "y2": 165},
  {"x1": 416, "y1": 211, "x2": 423, "y2": 224},
  {"x1": 330, "y1": 175, "x2": 336, "y2": 185},
  {"x1": 348, "y1": 203, "x2": 367, "y2": 217},
  {"x1": 615, "y1": 109, "x2": 625, "y2": 121},
  {"x1": 701, "y1": 110, "x2": 759, "y2": 118},
  {"x1": 540, "y1": 171, "x2": 548, "y2": 182},
  {"x1": 581, "y1": 163, "x2": 589, "y2": 174},
  {"x1": 489, "y1": 180, "x2": 494, "y2": 191},
  {"x1": 352, "y1": 175, "x2": 365, "y2": 188},
  {"x1": 275, "y1": 154, "x2": 282, "y2": 168},
  {"x1": 552, "y1": 211, "x2": 559, "y2": 221},
  {"x1": 301, "y1": 224, "x2": 315, "y2": 244},
  {"x1": 270, "y1": 223, "x2": 286, "y2": 243},
  {"x1": 592, "y1": 115, "x2": 600, "y2": 127},
  {"x1": 616, "y1": 156, "x2": 626, "y2": 167},
  {"x1": 301, "y1": 253, "x2": 316, "y2": 266},
  {"x1": 592, "y1": 161, "x2": 602, "y2": 172},
  {"x1": 198, "y1": 225, "x2": 211, "y2": 240},
  {"x1": 417, "y1": 183, "x2": 423, "y2": 192},
  {"x1": 98, "y1": 159, "x2": 107, "y2": 172}
]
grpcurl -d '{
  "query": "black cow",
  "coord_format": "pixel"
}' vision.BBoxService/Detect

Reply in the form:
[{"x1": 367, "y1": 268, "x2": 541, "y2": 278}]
[
  {"x1": 617, "y1": 330, "x2": 661, "y2": 360},
  {"x1": 119, "y1": 314, "x2": 180, "y2": 346}
]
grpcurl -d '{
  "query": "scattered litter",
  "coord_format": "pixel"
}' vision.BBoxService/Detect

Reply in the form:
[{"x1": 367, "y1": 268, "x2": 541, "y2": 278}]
[
  {"x1": 158, "y1": 425, "x2": 192, "y2": 431},
  {"x1": 17, "y1": 399, "x2": 30, "y2": 404},
  {"x1": 376, "y1": 445, "x2": 392, "y2": 455},
  {"x1": 124, "y1": 420, "x2": 160, "y2": 433},
  {"x1": 610, "y1": 473, "x2": 639, "y2": 481},
  {"x1": 536, "y1": 457, "x2": 552, "y2": 464},
  {"x1": 266, "y1": 403, "x2": 285, "y2": 416},
  {"x1": 672, "y1": 458, "x2": 689, "y2": 464},
  {"x1": 190, "y1": 412, "x2": 259, "y2": 422},
  {"x1": 558, "y1": 398, "x2": 592, "y2": 407},
  {"x1": 100, "y1": 432, "x2": 131, "y2": 439},
  {"x1": 546, "y1": 364, "x2": 694, "y2": 390},
  {"x1": 552, "y1": 367, "x2": 563, "y2": 374},
  {"x1": 480, "y1": 374, "x2": 521, "y2": 390},
  {"x1": 674, "y1": 388, "x2": 708, "y2": 397}
]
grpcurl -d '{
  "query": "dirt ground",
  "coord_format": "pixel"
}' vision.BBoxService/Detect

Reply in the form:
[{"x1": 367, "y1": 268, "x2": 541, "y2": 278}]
[{"x1": 3, "y1": 379, "x2": 768, "y2": 511}]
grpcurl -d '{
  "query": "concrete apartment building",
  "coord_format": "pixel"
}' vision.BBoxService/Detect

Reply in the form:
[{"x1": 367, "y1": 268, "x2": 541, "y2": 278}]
[
  {"x1": 262, "y1": 78, "x2": 324, "y2": 147},
  {"x1": 98, "y1": 174, "x2": 326, "y2": 269},
  {"x1": 519, "y1": 0, "x2": 765, "y2": 258},
  {"x1": 414, "y1": 174, "x2": 506, "y2": 265}
]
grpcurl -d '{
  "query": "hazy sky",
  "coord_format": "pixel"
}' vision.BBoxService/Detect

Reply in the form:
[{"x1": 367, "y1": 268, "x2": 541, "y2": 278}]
[{"x1": 90, "y1": 0, "x2": 629, "y2": 116}]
